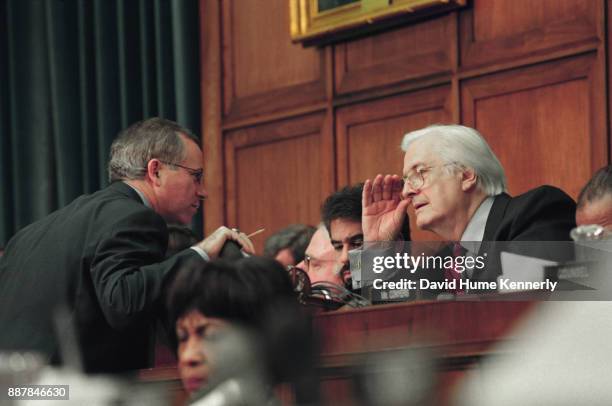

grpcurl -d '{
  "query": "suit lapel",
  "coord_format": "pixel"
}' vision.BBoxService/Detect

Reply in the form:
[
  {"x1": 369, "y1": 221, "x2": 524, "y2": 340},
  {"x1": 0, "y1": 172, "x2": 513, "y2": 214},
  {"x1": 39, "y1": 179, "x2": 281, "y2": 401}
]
[
  {"x1": 482, "y1": 193, "x2": 511, "y2": 241},
  {"x1": 472, "y1": 193, "x2": 512, "y2": 282}
]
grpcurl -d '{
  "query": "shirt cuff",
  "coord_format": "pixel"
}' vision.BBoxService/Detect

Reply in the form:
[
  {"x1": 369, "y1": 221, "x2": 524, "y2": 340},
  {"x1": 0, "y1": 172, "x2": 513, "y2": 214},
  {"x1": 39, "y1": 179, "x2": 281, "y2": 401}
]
[{"x1": 190, "y1": 246, "x2": 210, "y2": 262}]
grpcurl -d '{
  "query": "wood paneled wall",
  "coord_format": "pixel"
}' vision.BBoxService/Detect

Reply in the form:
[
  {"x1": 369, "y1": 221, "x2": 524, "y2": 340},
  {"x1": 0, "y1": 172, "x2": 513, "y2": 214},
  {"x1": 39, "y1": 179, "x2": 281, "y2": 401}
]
[{"x1": 201, "y1": 0, "x2": 610, "y2": 249}]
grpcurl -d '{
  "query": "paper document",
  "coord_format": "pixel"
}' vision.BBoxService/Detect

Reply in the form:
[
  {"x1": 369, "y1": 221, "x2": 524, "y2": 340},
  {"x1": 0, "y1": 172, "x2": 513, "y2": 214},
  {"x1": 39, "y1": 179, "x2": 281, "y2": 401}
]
[{"x1": 499, "y1": 251, "x2": 558, "y2": 292}]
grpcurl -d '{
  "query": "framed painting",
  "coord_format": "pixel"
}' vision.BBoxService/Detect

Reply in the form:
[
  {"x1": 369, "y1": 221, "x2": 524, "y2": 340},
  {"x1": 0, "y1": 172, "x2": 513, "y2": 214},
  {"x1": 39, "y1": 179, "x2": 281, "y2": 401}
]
[{"x1": 290, "y1": 0, "x2": 467, "y2": 45}]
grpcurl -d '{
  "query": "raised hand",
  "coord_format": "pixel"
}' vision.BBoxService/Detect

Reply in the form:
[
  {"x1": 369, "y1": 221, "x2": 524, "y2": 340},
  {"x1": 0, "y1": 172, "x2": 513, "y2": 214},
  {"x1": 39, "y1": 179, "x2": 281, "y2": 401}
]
[{"x1": 362, "y1": 174, "x2": 410, "y2": 242}]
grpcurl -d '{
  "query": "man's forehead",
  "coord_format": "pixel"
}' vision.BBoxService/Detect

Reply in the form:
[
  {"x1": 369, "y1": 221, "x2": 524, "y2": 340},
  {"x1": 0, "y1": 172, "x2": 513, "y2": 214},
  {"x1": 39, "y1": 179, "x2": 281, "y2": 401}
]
[
  {"x1": 179, "y1": 132, "x2": 200, "y2": 148},
  {"x1": 330, "y1": 219, "x2": 362, "y2": 240},
  {"x1": 402, "y1": 138, "x2": 436, "y2": 174},
  {"x1": 306, "y1": 228, "x2": 333, "y2": 255},
  {"x1": 180, "y1": 134, "x2": 204, "y2": 161},
  {"x1": 577, "y1": 195, "x2": 612, "y2": 228}
]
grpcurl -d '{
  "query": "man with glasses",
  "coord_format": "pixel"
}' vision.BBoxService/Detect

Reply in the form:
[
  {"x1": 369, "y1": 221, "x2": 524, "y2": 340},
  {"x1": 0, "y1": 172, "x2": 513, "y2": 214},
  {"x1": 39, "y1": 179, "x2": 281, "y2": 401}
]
[
  {"x1": 290, "y1": 186, "x2": 367, "y2": 291},
  {"x1": 362, "y1": 124, "x2": 575, "y2": 284},
  {"x1": 264, "y1": 224, "x2": 316, "y2": 267},
  {"x1": 295, "y1": 224, "x2": 344, "y2": 287},
  {"x1": 0, "y1": 117, "x2": 254, "y2": 373}
]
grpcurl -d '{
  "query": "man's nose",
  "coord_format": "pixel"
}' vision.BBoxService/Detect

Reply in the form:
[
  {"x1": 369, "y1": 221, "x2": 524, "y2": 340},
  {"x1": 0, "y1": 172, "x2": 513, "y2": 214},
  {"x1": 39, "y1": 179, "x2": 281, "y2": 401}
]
[
  {"x1": 197, "y1": 183, "x2": 208, "y2": 200},
  {"x1": 401, "y1": 182, "x2": 417, "y2": 201},
  {"x1": 339, "y1": 245, "x2": 350, "y2": 265}
]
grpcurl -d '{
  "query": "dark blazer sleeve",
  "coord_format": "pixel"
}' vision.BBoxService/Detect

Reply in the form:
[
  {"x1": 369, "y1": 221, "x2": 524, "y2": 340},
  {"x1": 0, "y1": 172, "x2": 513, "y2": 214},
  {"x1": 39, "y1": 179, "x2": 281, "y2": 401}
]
[
  {"x1": 485, "y1": 186, "x2": 577, "y2": 241},
  {"x1": 476, "y1": 186, "x2": 577, "y2": 282},
  {"x1": 89, "y1": 205, "x2": 203, "y2": 331}
]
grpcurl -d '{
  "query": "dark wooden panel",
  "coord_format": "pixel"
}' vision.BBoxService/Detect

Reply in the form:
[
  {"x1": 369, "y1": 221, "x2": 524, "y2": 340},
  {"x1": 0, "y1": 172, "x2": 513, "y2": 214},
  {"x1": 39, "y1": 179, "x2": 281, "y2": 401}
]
[
  {"x1": 461, "y1": 54, "x2": 607, "y2": 200},
  {"x1": 459, "y1": 0, "x2": 601, "y2": 68},
  {"x1": 336, "y1": 86, "x2": 453, "y2": 241},
  {"x1": 201, "y1": 0, "x2": 224, "y2": 234},
  {"x1": 314, "y1": 301, "x2": 534, "y2": 405},
  {"x1": 315, "y1": 301, "x2": 533, "y2": 357},
  {"x1": 221, "y1": 0, "x2": 326, "y2": 121},
  {"x1": 203, "y1": 0, "x2": 611, "y2": 246},
  {"x1": 224, "y1": 113, "x2": 334, "y2": 254},
  {"x1": 334, "y1": 13, "x2": 455, "y2": 95}
]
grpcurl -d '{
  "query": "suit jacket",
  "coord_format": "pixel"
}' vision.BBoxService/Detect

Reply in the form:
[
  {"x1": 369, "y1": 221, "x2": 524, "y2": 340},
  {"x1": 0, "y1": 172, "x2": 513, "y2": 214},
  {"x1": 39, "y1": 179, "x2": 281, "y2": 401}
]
[
  {"x1": 473, "y1": 185, "x2": 576, "y2": 282},
  {"x1": 482, "y1": 185, "x2": 576, "y2": 242},
  {"x1": 0, "y1": 181, "x2": 204, "y2": 373},
  {"x1": 370, "y1": 186, "x2": 577, "y2": 298}
]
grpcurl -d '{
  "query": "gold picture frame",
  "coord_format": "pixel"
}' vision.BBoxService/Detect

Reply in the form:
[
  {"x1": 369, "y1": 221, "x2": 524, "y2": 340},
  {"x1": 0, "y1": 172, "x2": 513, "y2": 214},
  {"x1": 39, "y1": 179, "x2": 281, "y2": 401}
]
[{"x1": 290, "y1": 0, "x2": 466, "y2": 45}]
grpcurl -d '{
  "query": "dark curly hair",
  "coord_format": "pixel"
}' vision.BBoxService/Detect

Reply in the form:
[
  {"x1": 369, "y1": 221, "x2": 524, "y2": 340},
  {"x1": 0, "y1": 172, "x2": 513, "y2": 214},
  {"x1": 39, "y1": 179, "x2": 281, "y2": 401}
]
[
  {"x1": 166, "y1": 257, "x2": 296, "y2": 339},
  {"x1": 321, "y1": 184, "x2": 364, "y2": 232},
  {"x1": 166, "y1": 257, "x2": 312, "y2": 386},
  {"x1": 322, "y1": 183, "x2": 411, "y2": 240}
]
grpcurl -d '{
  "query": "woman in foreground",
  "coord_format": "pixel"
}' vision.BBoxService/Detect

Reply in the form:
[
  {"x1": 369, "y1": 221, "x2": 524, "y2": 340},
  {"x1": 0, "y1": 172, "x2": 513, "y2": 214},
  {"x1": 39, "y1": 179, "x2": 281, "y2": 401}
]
[{"x1": 166, "y1": 257, "x2": 304, "y2": 399}]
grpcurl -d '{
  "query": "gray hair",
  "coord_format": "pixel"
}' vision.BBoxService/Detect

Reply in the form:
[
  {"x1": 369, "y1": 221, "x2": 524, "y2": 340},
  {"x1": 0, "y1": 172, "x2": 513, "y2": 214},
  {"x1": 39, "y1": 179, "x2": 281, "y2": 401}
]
[
  {"x1": 401, "y1": 124, "x2": 507, "y2": 196},
  {"x1": 577, "y1": 165, "x2": 612, "y2": 209},
  {"x1": 264, "y1": 224, "x2": 316, "y2": 264},
  {"x1": 108, "y1": 117, "x2": 199, "y2": 182}
]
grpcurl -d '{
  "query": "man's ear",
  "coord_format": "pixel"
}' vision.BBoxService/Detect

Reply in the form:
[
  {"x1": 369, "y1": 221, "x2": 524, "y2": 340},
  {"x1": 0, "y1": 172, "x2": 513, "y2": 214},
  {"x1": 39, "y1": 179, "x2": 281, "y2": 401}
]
[
  {"x1": 147, "y1": 159, "x2": 162, "y2": 185},
  {"x1": 461, "y1": 168, "x2": 478, "y2": 192}
]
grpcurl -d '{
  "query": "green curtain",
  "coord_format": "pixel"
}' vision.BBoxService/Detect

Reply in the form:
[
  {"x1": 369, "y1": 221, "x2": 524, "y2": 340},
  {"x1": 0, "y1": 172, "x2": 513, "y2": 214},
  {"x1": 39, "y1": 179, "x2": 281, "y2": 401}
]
[{"x1": 0, "y1": 0, "x2": 202, "y2": 246}]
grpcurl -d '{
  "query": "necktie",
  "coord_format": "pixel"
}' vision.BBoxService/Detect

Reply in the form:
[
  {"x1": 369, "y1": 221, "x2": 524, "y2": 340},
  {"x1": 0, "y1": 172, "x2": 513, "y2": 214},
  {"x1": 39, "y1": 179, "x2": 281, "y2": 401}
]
[{"x1": 444, "y1": 242, "x2": 465, "y2": 295}]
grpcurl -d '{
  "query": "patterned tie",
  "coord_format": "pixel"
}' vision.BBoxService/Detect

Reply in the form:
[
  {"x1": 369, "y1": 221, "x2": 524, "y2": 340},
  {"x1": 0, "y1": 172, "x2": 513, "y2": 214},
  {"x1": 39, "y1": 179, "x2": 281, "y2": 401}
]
[{"x1": 444, "y1": 242, "x2": 465, "y2": 295}]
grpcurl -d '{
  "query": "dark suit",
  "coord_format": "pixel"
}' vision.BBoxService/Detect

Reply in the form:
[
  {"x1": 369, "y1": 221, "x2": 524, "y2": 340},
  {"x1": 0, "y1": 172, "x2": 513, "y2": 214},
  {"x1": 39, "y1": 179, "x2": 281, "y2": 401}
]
[
  {"x1": 0, "y1": 181, "x2": 203, "y2": 373},
  {"x1": 370, "y1": 186, "x2": 576, "y2": 298},
  {"x1": 482, "y1": 185, "x2": 576, "y2": 242},
  {"x1": 473, "y1": 185, "x2": 576, "y2": 283}
]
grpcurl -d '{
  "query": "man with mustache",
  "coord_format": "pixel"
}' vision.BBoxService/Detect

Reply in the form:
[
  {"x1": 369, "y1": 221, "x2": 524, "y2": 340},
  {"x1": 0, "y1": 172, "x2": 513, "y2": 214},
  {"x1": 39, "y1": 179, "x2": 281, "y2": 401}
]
[
  {"x1": 0, "y1": 118, "x2": 254, "y2": 373},
  {"x1": 320, "y1": 183, "x2": 412, "y2": 292},
  {"x1": 321, "y1": 184, "x2": 366, "y2": 290}
]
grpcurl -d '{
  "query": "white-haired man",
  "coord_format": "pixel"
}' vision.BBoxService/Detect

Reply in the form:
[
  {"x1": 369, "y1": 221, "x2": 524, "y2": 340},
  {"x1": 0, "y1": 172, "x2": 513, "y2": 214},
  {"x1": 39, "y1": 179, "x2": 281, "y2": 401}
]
[{"x1": 363, "y1": 124, "x2": 576, "y2": 283}]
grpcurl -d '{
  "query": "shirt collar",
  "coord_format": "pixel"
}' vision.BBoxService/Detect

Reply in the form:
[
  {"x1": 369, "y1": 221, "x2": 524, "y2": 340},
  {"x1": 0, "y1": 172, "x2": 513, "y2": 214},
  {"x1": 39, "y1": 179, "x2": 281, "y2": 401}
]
[
  {"x1": 123, "y1": 181, "x2": 152, "y2": 209},
  {"x1": 461, "y1": 196, "x2": 495, "y2": 243}
]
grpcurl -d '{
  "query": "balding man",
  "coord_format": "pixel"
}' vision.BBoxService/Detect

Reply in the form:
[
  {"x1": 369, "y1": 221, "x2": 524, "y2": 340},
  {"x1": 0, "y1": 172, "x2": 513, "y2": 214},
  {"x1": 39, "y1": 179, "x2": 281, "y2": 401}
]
[
  {"x1": 296, "y1": 224, "x2": 344, "y2": 287},
  {"x1": 576, "y1": 165, "x2": 612, "y2": 230}
]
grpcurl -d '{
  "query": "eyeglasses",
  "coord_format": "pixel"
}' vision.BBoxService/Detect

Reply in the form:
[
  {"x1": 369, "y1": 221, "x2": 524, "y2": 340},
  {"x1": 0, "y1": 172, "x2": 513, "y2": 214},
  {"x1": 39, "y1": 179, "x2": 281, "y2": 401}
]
[
  {"x1": 304, "y1": 255, "x2": 340, "y2": 271},
  {"x1": 160, "y1": 160, "x2": 203, "y2": 184},
  {"x1": 287, "y1": 265, "x2": 312, "y2": 297},
  {"x1": 402, "y1": 163, "x2": 455, "y2": 191}
]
